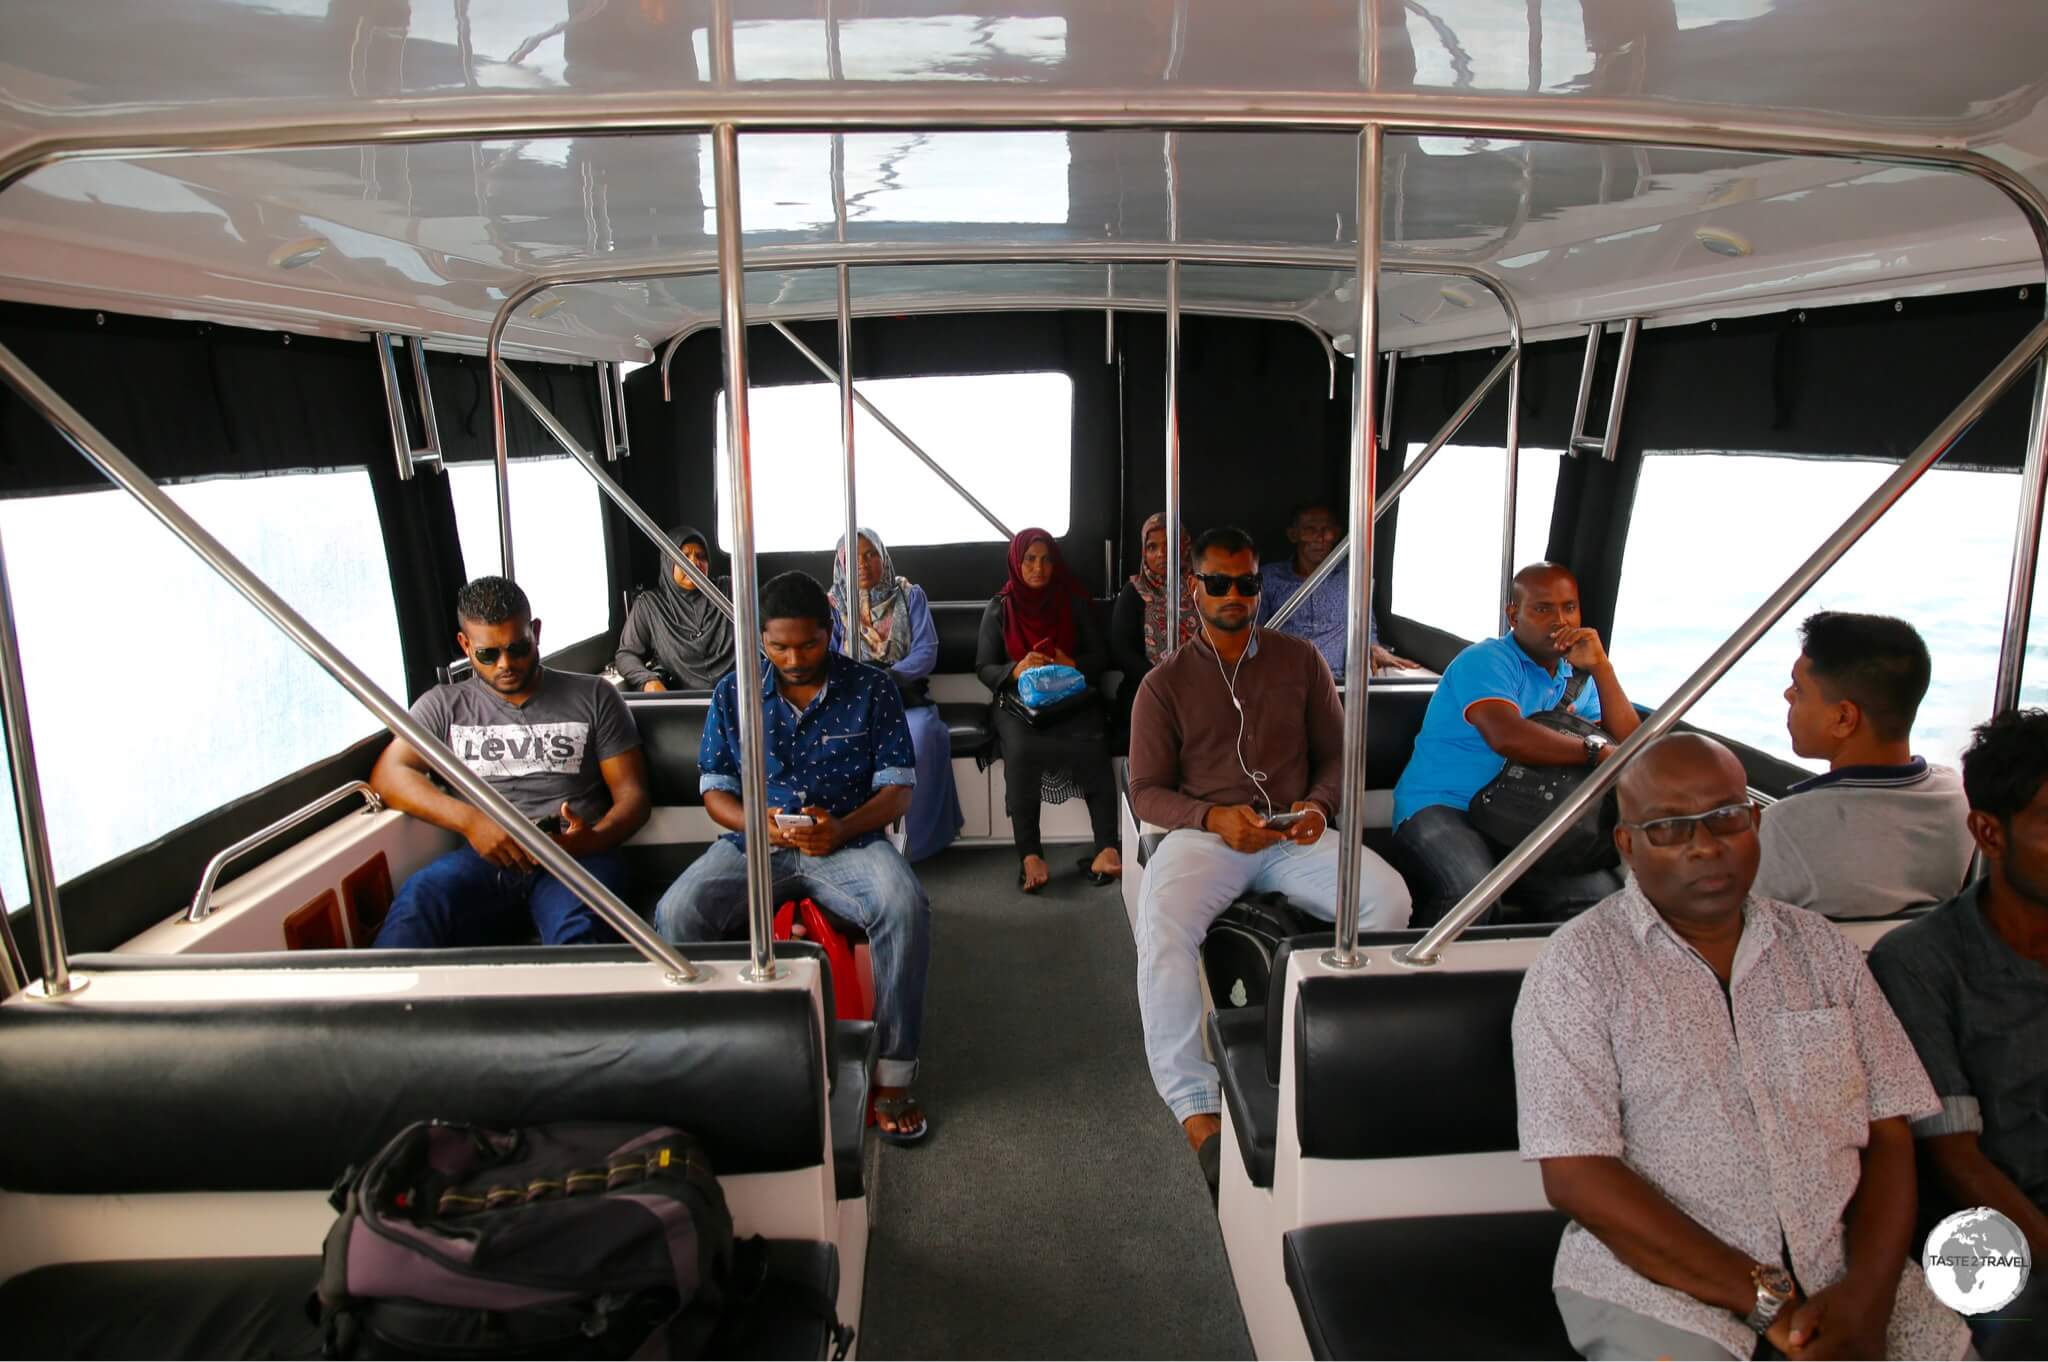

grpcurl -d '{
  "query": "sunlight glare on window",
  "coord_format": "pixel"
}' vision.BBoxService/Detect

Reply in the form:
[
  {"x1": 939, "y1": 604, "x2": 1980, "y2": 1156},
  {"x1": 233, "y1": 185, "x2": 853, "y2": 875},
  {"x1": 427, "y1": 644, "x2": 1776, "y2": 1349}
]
[
  {"x1": 1390, "y1": 442, "x2": 1561, "y2": 642},
  {"x1": 449, "y1": 457, "x2": 611, "y2": 649},
  {"x1": 0, "y1": 471, "x2": 405, "y2": 907},
  {"x1": 715, "y1": 372, "x2": 1072, "y2": 553}
]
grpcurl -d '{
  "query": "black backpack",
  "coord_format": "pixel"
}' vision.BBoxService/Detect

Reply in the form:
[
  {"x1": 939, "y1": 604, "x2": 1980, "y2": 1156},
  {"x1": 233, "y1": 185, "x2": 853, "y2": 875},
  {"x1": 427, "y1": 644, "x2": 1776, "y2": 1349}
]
[
  {"x1": 1466, "y1": 672, "x2": 1620, "y2": 877},
  {"x1": 1202, "y1": 893, "x2": 1320, "y2": 1011},
  {"x1": 317, "y1": 1119, "x2": 741, "y2": 1359}
]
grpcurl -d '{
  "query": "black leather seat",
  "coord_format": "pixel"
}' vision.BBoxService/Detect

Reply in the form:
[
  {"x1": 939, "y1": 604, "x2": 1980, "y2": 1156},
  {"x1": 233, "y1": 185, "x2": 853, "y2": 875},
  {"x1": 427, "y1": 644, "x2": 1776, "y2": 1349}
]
[
  {"x1": 0, "y1": 945, "x2": 853, "y2": 1359},
  {"x1": 0, "y1": 1243, "x2": 847, "y2": 1361},
  {"x1": 1207, "y1": 1006, "x2": 1276, "y2": 1187},
  {"x1": 1202, "y1": 924, "x2": 1561, "y2": 1192},
  {"x1": 1283, "y1": 1213, "x2": 1575, "y2": 1359},
  {"x1": 624, "y1": 695, "x2": 712, "y2": 807},
  {"x1": 830, "y1": 1019, "x2": 878, "y2": 1201},
  {"x1": 938, "y1": 700, "x2": 992, "y2": 758}
]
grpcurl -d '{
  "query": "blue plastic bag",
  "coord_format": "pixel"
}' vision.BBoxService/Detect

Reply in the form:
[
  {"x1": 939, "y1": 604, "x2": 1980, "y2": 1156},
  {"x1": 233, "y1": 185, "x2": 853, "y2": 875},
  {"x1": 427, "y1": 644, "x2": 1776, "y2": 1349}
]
[{"x1": 1018, "y1": 664, "x2": 1088, "y2": 710}]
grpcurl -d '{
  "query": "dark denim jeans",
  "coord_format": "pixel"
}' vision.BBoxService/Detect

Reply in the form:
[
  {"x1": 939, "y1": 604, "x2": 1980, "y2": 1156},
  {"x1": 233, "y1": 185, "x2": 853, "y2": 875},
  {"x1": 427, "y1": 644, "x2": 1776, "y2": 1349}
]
[
  {"x1": 374, "y1": 847, "x2": 630, "y2": 947},
  {"x1": 1394, "y1": 804, "x2": 1619, "y2": 928}
]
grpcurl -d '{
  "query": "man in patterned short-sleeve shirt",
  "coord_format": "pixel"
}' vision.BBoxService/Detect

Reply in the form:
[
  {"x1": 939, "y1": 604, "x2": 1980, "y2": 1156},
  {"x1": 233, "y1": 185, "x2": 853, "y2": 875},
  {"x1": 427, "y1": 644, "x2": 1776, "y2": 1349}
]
[
  {"x1": 657, "y1": 570, "x2": 932, "y2": 1143},
  {"x1": 1512, "y1": 733, "x2": 1969, "y2": 1360}
]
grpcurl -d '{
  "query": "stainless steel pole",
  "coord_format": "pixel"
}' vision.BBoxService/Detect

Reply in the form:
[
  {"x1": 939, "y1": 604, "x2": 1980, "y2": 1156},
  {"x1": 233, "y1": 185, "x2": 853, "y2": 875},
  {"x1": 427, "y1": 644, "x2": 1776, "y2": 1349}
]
[
  {"x1": 712, "y1": 124, "x2": 781, "y2": 983},
  {"x1": 1269, "y1": 344, "x2": 1516, "y2": 630},
  {"x1": 1165, "y1": 257, "x2": 1183, "y2": 650},
  {"x1": 1326, "y1": 125, "x2": 1383, "y2": 971},
  {"x1": 1399, "y1": 313, "x2": 2048, "y2": 966},
  {"x1": 0, "y1": 890, "x2": 25, "y2": 998},
  {"x1": 1568, "y1": 323, "x2": 1602, "y2": 455},
  {"x1": 487, "y1": 342, "x2": 514, "y2": 580},
  {"x1": 1598, "y1": 316, "x2": 1641, "y2": 461},
  {"x1": 496, "y1": 362, "x2": 736, "y2": 620},
  {"x1": 1499, "y1": 341, "x2": 1524, "y2": 616},
  {"x1": 838, "y1": 266, "x2": 861, "y2": 663},
  {"x1": 769, "y1": 322, "x2": 1013, "y2": 541},
  {"x1": 1994, "y1": 356, "x2": 2048, "y2": 711},
  {"x1": 0, "y1": 340, "x2": 704, "y2": 983},
  {"x1": 0, "y1": 522, "x2": 74, "y2": 997}
]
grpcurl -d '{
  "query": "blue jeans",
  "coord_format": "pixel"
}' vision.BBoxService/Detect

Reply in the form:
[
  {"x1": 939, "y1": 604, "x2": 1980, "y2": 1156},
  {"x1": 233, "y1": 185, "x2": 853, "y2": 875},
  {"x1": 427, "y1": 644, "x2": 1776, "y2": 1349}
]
[
  {"x1": 1394, "y1": 804, "x2": 1618, "y2": 928},
  {"x1": 374, "y1": 847, "x2": 630, "y2": 948},
  {"x1": 1135, "y1": 829, "x2": 1412, "y2": 1122},
  {"x1": 655, "y1": 838, "x2": 931, "y2": 1089}
]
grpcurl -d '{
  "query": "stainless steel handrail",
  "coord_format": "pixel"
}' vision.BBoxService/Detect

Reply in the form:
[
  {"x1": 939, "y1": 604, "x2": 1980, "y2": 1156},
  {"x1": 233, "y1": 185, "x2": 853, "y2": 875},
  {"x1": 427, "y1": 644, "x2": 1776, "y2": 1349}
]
[
  {"x1": 0, "y1": 339, "x2": 706, "y2": 986},
  {"x1": 836, "y1": 265, "x2": 861, "y2": 665},
  {"x1": 1268, "y1": 343, "x2": 1518, "y2": 630},
  {"x1": 1327, "y1": 125, "x2": 1385, "y2": 970},
  {"x1": 1397, "y1": 313, "x2": 2048, "y2": 966},
  {"x1": 187, "y1": 781, "x2": 385, "y2": 924},
  {"x1": 1568, "y1": 317, "x2": 1641, "y2": 461},
  {"x1": 374, "y1": 333, "x2": 445, "y2": 481},
  {"x1": 712, "y1": 124, "x2": 782, "y2": 984},
  {"x1": 769, "y1": 321, "x2": 1014, "y2": 542},
  {"x1": 0, "y1": 889, "x2": 25, "y2": 998},
  {"x1": 0, "y1": 521, "x2": 72, "y2": 997},
  {"x1": 496, "y1": 362, "x2": 737, "y2": 622}
]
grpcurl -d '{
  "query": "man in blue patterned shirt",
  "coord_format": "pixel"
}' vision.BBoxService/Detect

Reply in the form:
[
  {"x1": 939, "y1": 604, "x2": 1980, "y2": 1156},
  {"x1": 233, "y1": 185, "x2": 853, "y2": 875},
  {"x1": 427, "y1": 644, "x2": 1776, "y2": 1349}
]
[{"x1": 656, "y1": 571, "x2": 933, "y2": 1142}]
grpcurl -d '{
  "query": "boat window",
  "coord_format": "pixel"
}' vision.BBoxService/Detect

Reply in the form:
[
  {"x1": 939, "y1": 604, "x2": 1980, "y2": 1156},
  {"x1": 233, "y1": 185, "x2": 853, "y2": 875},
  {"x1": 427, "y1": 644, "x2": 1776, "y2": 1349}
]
[
  {"x1": 1612, "y1": 452, "x2": 2016, "y2": 771},
  {"x1": 0, "y1": 470, "x2": 406, "y2": 906},
  {"x1": 713, "y1": 371, "x2": 1073, "y2": 553},
  {"x1": 448, "y1": 456, "x2": 610, "y2": 648},
  {"x1": 1389, "y1": 442, "x2": 1562, "y2": 641}
]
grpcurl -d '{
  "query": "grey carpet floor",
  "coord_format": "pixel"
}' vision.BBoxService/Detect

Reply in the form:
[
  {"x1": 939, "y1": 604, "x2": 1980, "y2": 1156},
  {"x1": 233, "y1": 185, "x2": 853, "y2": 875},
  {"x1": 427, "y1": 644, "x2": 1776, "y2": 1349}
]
[{"x1": 857, "y1": 845, "x2": 1254, "y2": 1361}]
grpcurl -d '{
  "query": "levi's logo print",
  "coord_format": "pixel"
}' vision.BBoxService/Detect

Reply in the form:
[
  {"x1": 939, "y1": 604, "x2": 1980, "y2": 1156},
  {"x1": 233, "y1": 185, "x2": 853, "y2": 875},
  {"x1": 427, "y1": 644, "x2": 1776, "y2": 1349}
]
[{"x1": 451, "y1": 723, "x2": 589, "y2": 778}]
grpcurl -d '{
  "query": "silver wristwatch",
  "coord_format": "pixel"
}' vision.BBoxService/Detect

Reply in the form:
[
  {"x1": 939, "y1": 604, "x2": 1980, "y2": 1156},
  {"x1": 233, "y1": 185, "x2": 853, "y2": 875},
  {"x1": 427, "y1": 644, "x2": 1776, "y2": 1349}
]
[{"x1": 1744, "y1": 1263, "x2": 1796, "y2": 1334}]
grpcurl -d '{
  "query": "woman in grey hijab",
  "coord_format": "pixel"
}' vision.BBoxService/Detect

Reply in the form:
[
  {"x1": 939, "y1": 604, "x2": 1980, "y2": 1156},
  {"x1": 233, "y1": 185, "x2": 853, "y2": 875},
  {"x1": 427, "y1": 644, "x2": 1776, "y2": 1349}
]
[{"x1": 614, "y1": 526, "x2": 735, "y2": 691}]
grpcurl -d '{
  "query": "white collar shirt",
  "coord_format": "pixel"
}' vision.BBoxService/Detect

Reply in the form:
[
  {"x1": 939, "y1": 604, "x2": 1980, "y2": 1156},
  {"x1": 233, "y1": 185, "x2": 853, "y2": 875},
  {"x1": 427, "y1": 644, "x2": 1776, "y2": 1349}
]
[{"x1": 1512, "y1": 880, "x2": 1968, "y2": 1359}]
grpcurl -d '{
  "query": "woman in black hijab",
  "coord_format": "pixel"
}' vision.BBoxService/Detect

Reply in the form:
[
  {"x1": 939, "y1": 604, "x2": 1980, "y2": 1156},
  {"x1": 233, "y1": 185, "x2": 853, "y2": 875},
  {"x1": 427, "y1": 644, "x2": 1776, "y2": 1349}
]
[{"x1": 614, "y1": 526, "x2": 736, "y2": 691}]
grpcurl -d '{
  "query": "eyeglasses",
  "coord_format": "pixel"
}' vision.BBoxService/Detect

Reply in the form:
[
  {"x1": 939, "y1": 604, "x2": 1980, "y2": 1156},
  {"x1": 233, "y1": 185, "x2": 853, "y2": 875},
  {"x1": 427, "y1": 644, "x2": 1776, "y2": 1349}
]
[
  {"x1": 1620, "y1": 800, "x2": 1760, "y2": 848},
  {"x1": 471, "y1": 639, "x2": 535, "y2": 666},
  {"x1": 1197, "y1": 573, "x2": 1262, "y2": 598}
]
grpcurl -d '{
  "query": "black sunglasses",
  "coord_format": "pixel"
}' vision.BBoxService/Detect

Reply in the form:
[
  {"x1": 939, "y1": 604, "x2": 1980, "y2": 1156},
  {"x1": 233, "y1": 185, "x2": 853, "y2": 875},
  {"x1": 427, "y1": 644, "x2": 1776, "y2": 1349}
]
[
  {"x1": 472, "y1": 639, "x2": 535, "y2": 666},
  {"x1": 1197, "y1": 572, "x2": 1262, "y2": 598}
]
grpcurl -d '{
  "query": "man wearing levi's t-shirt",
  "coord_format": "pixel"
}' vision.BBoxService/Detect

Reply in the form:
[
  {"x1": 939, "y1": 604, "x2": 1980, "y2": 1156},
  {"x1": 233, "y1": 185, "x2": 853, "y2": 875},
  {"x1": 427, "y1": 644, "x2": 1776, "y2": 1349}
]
[{"x1": 371, "y1": 576, "x2": 649, "y2": 948}]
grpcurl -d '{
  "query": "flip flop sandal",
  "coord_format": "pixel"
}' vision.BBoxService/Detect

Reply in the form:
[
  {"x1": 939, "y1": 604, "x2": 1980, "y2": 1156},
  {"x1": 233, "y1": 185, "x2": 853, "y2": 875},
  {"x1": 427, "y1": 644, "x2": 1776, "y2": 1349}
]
[
  {"x1": 872, "y1": 1094, "x2": 930, "y2": 1146},
  {"x1": 1074, "y1": 854, "x2": 1119, "y2": 887}
]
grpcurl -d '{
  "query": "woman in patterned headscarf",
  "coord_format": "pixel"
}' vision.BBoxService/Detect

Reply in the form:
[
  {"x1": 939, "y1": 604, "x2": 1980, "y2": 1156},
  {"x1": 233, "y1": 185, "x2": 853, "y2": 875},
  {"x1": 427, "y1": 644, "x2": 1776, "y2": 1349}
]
[
  {"x1": 830, "y1": 528, "x2": 963, "y2": 862},
  {"x1": 1110, "y1": 511, "x2": 1199, "y2": 730}
]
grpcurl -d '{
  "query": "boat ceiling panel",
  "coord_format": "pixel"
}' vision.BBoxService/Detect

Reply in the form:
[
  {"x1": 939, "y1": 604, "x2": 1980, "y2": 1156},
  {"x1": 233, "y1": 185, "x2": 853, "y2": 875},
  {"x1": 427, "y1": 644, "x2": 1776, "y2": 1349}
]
[{"x1": 0, "y1": 2, "x2": 2042, "y2": 358}]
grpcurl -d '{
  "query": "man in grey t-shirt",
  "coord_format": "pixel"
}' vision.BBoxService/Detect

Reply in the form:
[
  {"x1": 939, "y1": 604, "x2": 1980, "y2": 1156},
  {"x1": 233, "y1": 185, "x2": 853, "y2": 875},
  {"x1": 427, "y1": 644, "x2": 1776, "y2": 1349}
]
[
  {"x1": 1757, "y1": 612, "x2": 1970, "y2": 918},
  {"x1": 371, "y1": 577, "x2": 650, "y2": 948}
]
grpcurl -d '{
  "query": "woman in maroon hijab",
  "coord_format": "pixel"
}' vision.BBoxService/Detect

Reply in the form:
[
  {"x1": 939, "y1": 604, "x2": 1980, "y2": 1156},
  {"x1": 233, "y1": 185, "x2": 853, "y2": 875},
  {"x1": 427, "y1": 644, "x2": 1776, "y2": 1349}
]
[{"x1": 975, "y1": 529, "x2": 1122, "y2": 893}]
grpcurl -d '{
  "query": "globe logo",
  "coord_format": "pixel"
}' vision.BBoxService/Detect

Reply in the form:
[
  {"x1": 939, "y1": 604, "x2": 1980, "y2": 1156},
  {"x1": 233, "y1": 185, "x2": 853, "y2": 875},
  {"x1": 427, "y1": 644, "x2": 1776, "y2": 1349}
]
[{"x1": 1922, "y1": 1207, "x2": 2031, "y2": 1315}]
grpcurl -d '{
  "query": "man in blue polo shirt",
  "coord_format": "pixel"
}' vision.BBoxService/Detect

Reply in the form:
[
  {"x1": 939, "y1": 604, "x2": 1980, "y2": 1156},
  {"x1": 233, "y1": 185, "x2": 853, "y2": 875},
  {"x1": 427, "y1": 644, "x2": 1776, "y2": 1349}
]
[
  {"x1": 656, "y1": 570, "x2": 933, "y2": 1144},
  {"x1": 1391, "y1": 562, "x2": 1642, "y2": 925}
]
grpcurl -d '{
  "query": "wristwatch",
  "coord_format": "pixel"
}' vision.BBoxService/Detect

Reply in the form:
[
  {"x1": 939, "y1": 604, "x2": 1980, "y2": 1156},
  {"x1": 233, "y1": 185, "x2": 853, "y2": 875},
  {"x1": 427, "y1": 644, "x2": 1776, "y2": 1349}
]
[
  {"x1": 1581, "y1": 732, "x2": 1609, "y2": 767},
  {"x1": 1744, "y1": 1263, "x2": 1796, "y2": 1334}
]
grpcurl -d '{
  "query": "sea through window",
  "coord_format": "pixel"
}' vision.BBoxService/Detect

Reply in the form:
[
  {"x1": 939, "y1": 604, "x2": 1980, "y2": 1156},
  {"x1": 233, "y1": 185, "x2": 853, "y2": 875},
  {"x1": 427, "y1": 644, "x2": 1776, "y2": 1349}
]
[{"x1": 1613, "y1": 451, "x2": 2015, "y2": 772}]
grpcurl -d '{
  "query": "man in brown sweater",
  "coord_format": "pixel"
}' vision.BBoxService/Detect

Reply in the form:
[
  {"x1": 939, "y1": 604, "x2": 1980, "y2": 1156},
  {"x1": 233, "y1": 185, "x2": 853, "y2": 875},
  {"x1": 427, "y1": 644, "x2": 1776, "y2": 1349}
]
[{"x1": 1129, "y1": 526, "x2": 1412, "y2": 1175}]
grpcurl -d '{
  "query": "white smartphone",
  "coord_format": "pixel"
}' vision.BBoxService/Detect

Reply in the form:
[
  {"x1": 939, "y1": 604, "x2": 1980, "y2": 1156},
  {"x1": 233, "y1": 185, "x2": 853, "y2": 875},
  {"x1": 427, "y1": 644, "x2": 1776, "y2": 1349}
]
[
  {"x1": 1261, "y1": 810, "x2": 1308, "y2": 830},
  {"x1": 773, "y1": 812, "x2": 817, "y2": 829}
]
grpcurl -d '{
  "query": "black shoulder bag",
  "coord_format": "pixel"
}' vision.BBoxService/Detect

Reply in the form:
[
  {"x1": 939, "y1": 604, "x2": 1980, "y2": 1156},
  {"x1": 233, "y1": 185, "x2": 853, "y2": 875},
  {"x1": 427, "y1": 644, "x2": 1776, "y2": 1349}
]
[{"x1": 1465, "y1": 672, "x2": 1620, "y2": 876}]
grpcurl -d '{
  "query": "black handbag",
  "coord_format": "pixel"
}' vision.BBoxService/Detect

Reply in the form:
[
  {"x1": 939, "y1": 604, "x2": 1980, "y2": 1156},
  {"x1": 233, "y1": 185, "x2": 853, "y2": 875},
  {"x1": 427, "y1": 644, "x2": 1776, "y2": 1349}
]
[
  {"x1": 1465, "y1": 672, "x2": 1620, "y2": 876},
  {"x1": 995, "y1": 681, "x2": 1099, "y2": 731}
]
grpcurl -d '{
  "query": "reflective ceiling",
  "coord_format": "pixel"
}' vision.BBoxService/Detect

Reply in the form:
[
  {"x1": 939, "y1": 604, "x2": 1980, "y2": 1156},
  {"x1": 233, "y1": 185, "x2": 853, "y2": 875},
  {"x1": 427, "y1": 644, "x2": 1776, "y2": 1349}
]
[{"x1": 0, "y1": 1, "x2": 2042, "y2": 358}]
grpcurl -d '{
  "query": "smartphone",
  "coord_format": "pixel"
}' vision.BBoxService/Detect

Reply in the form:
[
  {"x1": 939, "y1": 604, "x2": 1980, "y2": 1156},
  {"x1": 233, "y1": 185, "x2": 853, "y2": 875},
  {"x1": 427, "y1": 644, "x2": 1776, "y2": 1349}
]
[
  {"x1": 534, "y1": 814, "x2": 564, "y2": 835},
  {"x1": 1261, "y1": 810, "x2": 1308, "y2": 830},
  {"x1": 774, "y1": 812, "x2": 817, "y2": 829}
]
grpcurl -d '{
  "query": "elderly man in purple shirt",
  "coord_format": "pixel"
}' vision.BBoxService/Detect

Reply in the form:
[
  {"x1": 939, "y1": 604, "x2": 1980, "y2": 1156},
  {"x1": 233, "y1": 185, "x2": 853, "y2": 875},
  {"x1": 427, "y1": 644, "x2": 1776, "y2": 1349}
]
[{"x1": 1513, "y1": 733, "x2": 1969, "y2": 1360}]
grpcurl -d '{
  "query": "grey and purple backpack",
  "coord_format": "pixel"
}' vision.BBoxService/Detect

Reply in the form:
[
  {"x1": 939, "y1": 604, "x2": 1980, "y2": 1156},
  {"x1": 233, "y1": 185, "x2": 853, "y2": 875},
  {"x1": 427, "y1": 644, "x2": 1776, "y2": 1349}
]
[{"x1": 316, "y1": 1120, "x2": 736, "y2": 1359}]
